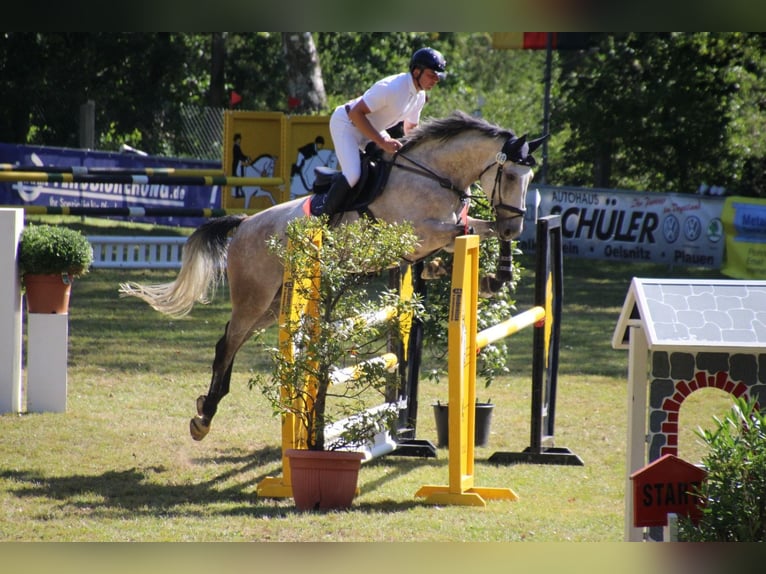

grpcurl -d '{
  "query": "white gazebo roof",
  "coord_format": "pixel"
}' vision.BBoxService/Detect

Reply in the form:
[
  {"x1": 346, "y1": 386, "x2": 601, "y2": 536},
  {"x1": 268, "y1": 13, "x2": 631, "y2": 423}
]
[{"x1": 612, "y1": 278, "x2": 766, "y2": 353}]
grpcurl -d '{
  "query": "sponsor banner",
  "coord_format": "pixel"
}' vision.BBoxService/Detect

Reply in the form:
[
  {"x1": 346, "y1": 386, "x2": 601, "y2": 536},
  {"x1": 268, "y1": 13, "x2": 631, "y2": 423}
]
[
  {"x1": 518, "y1": 186, "x2": 725, "y2": 268},
  {"x1": 720, "y1": 196, "x2": 766, "y2": 279},
  {"x1": 0, "y1": 143, "x2": 220, "y2": 227}
]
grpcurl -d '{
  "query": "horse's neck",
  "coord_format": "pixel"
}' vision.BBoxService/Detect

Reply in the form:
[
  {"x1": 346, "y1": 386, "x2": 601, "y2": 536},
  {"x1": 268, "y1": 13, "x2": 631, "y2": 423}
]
[{"x1": 414, "y1": 135, "x2": 501, "y2": 189}]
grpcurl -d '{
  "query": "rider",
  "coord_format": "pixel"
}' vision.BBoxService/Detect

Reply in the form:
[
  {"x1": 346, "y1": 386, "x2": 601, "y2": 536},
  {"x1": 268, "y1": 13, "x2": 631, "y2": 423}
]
[{"x1": 321, "y1": 47, "x2": 447, "y2": 216}]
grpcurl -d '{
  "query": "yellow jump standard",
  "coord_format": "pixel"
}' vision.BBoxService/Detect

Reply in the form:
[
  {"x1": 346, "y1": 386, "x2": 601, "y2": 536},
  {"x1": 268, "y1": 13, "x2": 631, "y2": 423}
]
[{"x1": 415, "y1": 234, "x2": 519, "y2": 507}]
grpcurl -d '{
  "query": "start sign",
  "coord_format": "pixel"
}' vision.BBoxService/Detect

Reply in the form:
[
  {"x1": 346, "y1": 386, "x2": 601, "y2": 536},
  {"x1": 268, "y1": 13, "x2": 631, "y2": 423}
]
[{"x1": 630, "y1": 454, "x2": 707, "y2": 527}]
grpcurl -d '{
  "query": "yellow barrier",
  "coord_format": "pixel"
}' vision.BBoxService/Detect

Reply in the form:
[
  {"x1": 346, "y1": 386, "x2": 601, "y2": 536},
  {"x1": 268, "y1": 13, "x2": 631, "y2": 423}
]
[
  {"x1": 415, "y1": 235, "x2": 521, "y2": 507},
  {"x1": 256, "y1": 231, "x2": 322, "y2": 499},
  {"x1": 476, "y1": 306, "x2": 545, "y2": 350}
]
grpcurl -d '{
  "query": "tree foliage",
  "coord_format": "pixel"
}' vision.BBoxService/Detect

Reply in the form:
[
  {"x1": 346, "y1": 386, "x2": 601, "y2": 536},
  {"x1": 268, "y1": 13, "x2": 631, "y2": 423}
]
[
  {"x1": 554, "y1": 32, "x2": 766, "y2": 195},
  {"x1": 253, "y1": 216, "x2": 423, "y2": 451},
  {"x1": 1, "y1": 32, "x2": 765, "y2": 195}
]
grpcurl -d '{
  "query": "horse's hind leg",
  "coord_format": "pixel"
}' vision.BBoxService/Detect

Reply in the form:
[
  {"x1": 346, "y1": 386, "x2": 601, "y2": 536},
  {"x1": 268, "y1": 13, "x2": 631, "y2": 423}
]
[
  {"x1": 189, "y1": 321, "x2": 238, "y2": 441},
  {"x1": 189, "y1": 295, "x2": 280, "y2": 441}
]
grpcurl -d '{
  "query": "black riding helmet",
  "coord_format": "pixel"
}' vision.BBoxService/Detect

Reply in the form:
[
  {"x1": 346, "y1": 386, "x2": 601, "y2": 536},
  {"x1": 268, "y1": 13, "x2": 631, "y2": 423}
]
[{"x1": 410, "y1": 47, "x2": 447, "y2": 80}]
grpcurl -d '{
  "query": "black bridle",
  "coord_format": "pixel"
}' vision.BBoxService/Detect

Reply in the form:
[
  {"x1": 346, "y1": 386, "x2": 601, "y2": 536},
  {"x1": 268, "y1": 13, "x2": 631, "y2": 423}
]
[
  {"x1": 477, "y1": 152, "x2": 525, "y2": 221},
  {"x1": 394, "y1": 134, "x2": 534, "y2": 221}
]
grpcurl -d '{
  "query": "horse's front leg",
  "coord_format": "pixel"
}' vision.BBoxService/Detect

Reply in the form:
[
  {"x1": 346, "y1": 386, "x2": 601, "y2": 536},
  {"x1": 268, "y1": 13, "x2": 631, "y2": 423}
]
[
  {"x1": 464, "y1": 216, "x2": 495, "y2": 240},
  {"x1": 414, "y1": 217, "x2": 493, "y2": 256},
  {"x1": 415, "y1": 217, "x2": 491, "y2": 280},
  {"x1": 463, "y1": 216, "x2": 517, "y2": 296}
]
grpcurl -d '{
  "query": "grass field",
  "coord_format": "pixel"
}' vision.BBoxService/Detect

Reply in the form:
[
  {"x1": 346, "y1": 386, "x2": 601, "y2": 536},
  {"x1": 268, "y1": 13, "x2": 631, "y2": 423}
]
[{"x1": 0, "y1": 219, "x2": 734, "y2": 544}]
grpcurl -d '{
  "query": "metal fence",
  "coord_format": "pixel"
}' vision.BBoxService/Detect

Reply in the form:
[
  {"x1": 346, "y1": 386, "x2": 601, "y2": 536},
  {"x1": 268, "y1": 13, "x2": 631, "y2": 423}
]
[{"x1": 178, "y1": 105, "x2": 225, "y2": 161}]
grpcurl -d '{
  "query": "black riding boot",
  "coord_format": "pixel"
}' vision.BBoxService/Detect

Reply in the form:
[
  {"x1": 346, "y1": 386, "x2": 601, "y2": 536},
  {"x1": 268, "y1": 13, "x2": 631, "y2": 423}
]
[{"x1": 322, "y1": 174, "x2": 351, "y2": 217}]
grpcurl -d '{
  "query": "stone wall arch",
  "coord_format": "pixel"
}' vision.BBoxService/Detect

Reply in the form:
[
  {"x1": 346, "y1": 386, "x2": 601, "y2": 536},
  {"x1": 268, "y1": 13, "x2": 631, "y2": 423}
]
[{"x1": 648, "y1": 350, "x2": 766, "y2": 461}]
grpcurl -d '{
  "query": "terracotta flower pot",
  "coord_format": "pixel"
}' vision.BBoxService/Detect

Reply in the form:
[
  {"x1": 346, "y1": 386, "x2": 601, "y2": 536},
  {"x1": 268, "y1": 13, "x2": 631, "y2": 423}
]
[
  {"x1": 286, "y1": 448, "x2": 364, "y2": 511},
  {"x1": 23, "y1": 273, "x2": 73, "y2": 314}
]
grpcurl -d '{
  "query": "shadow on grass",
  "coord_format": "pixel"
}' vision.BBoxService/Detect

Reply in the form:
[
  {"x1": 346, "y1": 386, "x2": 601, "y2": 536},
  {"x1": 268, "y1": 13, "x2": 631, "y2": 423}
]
[{"x1": 0, "y1": 447, "x2": 448, "y2": 520}]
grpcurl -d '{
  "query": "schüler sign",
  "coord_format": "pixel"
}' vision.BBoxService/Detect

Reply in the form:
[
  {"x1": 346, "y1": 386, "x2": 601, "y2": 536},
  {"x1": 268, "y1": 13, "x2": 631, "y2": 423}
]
[{"x1": 518, "y1": 186, "x2": 725, "y2": 268}]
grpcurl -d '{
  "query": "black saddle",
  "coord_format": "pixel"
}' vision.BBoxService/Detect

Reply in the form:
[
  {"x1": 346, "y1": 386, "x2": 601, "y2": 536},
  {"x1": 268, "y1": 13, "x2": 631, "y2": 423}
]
[{"x1": 309, "y1": 143, "x2": 393, "y2": 217}]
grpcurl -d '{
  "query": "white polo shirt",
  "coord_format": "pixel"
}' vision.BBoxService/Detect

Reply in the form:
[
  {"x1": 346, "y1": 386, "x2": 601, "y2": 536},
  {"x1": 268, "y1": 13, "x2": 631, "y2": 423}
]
[{"x1": 350, "y1": 72, "x2": 425, "y2": 133}]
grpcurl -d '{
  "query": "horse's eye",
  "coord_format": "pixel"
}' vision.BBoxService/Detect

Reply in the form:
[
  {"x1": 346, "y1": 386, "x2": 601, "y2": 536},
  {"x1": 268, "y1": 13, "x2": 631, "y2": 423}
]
[{"x1": 504, "y1": 171, "x2": 516, "y2": 182}]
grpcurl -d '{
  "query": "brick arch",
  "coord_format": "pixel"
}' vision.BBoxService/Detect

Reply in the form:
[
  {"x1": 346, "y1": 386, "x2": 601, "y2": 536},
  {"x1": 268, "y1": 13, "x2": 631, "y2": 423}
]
[{"x1": 650, "y1": 370, "x2": 758, "y2": 459}]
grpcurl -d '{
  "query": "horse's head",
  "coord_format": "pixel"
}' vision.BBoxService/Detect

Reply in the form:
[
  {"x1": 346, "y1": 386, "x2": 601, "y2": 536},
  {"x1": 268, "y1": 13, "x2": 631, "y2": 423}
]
[
  {"x1": 395, "y1": 111, "x2": 547, "y2": 246},
  {"x1": 480, "y1": 133, "x2": 548, "y2": 241}
]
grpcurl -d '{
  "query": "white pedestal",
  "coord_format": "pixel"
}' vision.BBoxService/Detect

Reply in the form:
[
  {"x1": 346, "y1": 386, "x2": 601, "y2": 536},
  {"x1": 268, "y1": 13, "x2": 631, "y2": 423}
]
[
  {"x1": 0, "y1": 209, "x2": 23, "y2": 414},
  {"x1": 27, "y1": 313, "x2": 68, "y2": 413}
]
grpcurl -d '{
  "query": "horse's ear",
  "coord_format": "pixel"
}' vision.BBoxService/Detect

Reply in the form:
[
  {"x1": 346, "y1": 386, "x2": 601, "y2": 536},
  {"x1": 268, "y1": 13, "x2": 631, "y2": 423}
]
[
  {"x1": 504, "y1": 134, "x2": 527, "y2": 159},
  {"x1": 527, "y1": 134, "x2": 549, "y2": 155}
]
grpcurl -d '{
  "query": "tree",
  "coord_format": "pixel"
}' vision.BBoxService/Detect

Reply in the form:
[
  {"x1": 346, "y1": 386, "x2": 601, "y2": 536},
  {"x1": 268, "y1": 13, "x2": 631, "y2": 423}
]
[
  {"x1": 282, "y1": 32, "x2": 326, "y2": 113},
  {"x1": 678, "y1": 397, "x2": 766, "y2": 541},
  {"x1": 254, "y1": 216, "x2": 422, "y2": 452},
  {"x1": 2, "y1": 31, "x2": 765, "y2": 196},
  {"x1": 225, "y1": 33, "x2": 285, "y2": 112},
  {"x1": 0, "y1": 33, "x2": 208, "y2": 153},
  {"x1": 208, "y1": 32, "x2": 227, "y2": 109},
  {"x1": 553, "y1": 32, "x2": 762, "y2": 194}
]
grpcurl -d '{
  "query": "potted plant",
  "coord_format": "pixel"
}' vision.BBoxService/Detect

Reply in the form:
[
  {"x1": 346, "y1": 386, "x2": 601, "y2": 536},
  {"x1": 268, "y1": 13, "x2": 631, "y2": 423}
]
[
  {"x1": 251, "y1": 216, "x2": 422, "y2": 510},
  {"x1": 18, "y1": 223, "x2": 94, "y2": 314}
]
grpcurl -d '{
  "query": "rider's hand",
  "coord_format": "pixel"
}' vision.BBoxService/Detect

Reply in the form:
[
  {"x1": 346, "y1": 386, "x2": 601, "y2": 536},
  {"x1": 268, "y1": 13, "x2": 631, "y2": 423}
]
[{"x1": 380, "y1": 138, "x2": 402, "y2": 154}]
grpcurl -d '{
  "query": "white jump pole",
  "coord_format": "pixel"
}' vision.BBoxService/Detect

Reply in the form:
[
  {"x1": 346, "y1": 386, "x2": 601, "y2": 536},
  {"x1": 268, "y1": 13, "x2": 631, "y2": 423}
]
[{"x1": 0, "y1": 208, "x2": 24, "y2": 414}]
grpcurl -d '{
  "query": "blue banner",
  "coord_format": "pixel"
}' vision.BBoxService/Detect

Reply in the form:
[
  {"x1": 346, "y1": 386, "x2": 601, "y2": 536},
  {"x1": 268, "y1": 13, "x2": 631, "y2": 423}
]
[
  {"x1": 0, "y1": 143, "x2": 221, "y2": 227},
  {"x1": 720, "y1": 196, "x2": 766, "y2": 279}
]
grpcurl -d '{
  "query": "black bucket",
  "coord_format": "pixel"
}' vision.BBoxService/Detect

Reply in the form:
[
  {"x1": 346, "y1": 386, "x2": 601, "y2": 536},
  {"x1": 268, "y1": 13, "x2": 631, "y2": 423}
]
[{"x1": 433, "y1": 402, "x2": 494, "y2": 448}]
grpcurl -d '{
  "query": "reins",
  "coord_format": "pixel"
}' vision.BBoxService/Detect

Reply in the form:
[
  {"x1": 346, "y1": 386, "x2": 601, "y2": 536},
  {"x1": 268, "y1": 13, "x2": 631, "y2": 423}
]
[{"x1": 392, "y1": 153, "x2": 468, "y2": 198}]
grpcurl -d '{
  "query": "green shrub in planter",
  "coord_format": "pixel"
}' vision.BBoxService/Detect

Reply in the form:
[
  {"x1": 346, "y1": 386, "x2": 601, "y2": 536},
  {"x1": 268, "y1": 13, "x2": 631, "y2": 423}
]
[
  {"x1": 250, "y1": 216, "x2": 423, "y2": 452},
  {"x1": 677, "y1": 397, "x2": 766, "y2": 541},
  {"x1": 18, "y1": 224, "x2": 94, "y2": 280}
]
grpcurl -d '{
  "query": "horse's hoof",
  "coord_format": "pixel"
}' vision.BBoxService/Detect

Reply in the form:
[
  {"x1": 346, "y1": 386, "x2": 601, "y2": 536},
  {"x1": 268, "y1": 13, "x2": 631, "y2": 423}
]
[
  {"x1": 421, "y1": 257, "x2": 448, "y2": 280},
  {"x1": 190, "y1": 416, "x2": 210, "y2": 441},
  {"x1": 196, "y1": 395, "x2": 206, "y2": 416},
  {"x1": 479, "y1": 274, "x2": 502, "y2": 298}
]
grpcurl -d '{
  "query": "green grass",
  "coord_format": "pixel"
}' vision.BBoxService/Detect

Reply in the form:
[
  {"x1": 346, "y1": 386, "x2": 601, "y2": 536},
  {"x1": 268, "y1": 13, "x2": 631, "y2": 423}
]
[{"x1": 0, "y1": 221, "x2": 737, "y2": 542}]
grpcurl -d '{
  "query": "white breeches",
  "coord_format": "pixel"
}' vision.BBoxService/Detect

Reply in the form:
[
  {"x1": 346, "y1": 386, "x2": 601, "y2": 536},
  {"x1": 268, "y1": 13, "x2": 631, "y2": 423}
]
[{"x1": 329, "y1": 105, "x2": 370, "y2": 187}]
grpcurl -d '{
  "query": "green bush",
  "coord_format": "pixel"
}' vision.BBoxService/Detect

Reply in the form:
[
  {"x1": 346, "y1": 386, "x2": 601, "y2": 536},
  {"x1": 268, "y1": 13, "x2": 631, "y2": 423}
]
[
  {"x1": 18, "y1": 224, "x2": 94, "y2": 278},
  {"x1": 677, "y1": 396, "x2": 766, "y2": 541}
]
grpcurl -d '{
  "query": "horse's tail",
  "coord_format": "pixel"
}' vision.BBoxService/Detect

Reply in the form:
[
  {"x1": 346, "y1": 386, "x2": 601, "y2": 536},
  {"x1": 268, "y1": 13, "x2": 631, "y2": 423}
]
[{"x1": 119, "y1": 215, "x2": 247, "y2": 318}]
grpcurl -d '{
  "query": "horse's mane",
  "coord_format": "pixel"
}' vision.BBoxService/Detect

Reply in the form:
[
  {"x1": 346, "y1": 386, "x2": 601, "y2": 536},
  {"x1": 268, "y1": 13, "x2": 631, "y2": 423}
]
[{"x1": 399, "y1": 110, "x2": 514, "y2": 153}]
